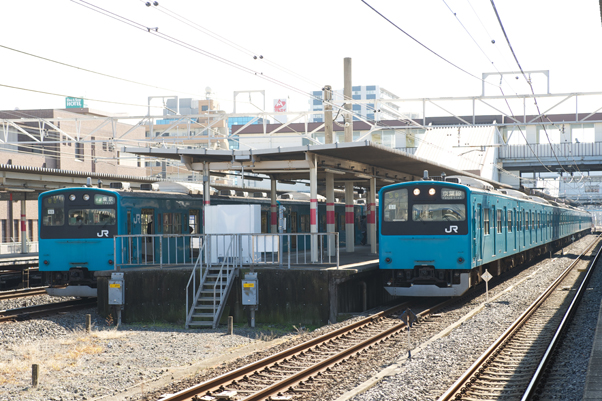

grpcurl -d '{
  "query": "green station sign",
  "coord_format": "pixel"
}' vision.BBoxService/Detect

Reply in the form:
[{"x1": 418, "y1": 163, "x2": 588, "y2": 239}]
[{"x1": 65, "y1": 97, "x2": 84, "y2": 108}]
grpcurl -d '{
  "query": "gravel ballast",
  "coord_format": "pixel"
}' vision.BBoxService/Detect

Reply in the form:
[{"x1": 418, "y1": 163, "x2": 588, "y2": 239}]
[
  {"x1": 1, "y1": 235, "x2": 601, "y2": 401},
  {"x1": 0, "y1": 295, "x2": 300, "y2": 401},
  {"x1": 333, "y1": 236, "x2": 602, "y2": 401}
]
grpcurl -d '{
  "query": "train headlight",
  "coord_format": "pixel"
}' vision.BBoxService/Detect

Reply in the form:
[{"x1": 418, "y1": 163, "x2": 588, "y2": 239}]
[
  {"x1": 413, "y1": 188, "x2": 420, "y2": 196},
  {"x1": 83, "y1": 194, "x2": 90, "y2": 201},
  {"x1": 385, "y1": 257, "x2": 392, "y2": 264},
  {"x1": 69, "y1": 194, "x2": 76, "y2": 201},
  {"x1": 108, "y1": 260, "x2": 114, "y2": 265},
  {"x1": 457, "y1": 257, "x2": 465, "y2": 264},
  {"x1": 43, "y1": 260, "x2": 49, "y2": 265},
  {"x1": 429, "y1": 188, "x2": 436, "y2": 196}
]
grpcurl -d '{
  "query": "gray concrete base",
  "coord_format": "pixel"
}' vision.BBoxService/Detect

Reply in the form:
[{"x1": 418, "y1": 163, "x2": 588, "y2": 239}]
[
  {"x1": 47, "y1": 285, "x2": 98, "y2": 297},
  {"x1": 95, "y1": 261, "x2": 393, "y2": 326}
]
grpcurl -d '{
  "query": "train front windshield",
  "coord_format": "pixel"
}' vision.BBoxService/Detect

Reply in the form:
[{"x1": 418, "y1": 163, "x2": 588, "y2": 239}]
[
  {"x1": 381, "y1": 186, "x2": 468, "y2": 235},
  {"x1": 40, "y1": 192, "x2": 118, "y2": 239}
]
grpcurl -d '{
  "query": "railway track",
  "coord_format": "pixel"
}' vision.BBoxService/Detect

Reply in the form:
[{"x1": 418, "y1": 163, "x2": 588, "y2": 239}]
[
  {"x1": 0, "y1": 297, "x2": 97, "y2": 323},
  {"x1": 0, "y1": 287, "x2": 48, "y2": 300},
  {"x1": 158, "y1": 297, "x2": 465, "y2": 401},
  {"x1": 437, "y1": 235, "x2": 602, "y2": 401}
]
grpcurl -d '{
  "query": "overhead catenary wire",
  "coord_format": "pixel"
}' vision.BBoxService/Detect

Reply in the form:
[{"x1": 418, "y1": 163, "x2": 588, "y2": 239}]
[
  {"x1": 71, "y1": 0, "x2": 382, "y2": 128},
  {"x1": 489, "y1": 0, "x2": 569, "y2": 175},
  {"x1": 142, "y1": 0, "x2": 322, "y2": 88},
  {"x1": 441, "y1": 0, "x2": 520, "y2": 96},
  {"x1": 361, "y1": 0, "x2": 501, "y2": 89}
]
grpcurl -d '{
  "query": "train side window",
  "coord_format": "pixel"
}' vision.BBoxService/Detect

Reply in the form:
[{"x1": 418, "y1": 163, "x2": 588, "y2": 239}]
[
  {"x1": 531, "y1": 212, "x2": 534, "y2": 229},
  {"x1": 507, "y1": 210, "x2": 512, "y2": 232},
  {"x1": 497, "y1": 209, "x2": 502, "y2": 233},
  {"x1": 142, "y1": 209, "x2": 154, "y2": 235},
  {"x1": 261, "y1": 211, "x2": 268, "y2": 233},
  {"x1": 127, "y1": 210, "x2": 132, "y2": 235},
  {"x1": 188, "y1": 209, "x2": 199, "y2": 234},
  {"x1": 484, "y1": 208, "x2": 490, "y2": 235},
  {"x1": 300, "y1": 214, "x2": 310, "y2": 232},
  {"x1": 525, "y1": 211, "x2": 529, "y2": 230}
]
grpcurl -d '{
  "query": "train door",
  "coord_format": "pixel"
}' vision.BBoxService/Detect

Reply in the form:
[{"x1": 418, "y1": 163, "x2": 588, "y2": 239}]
[
  {"x1": 535, "y1": 211, "x2": 538, "y2": 243},
  {"x1": 504, "y1": 207, "x2": 508, "y2": 253},
  {"x1": 290, "y1": 211, "x2": 298, "y2": 250},
  {"x1": 527, "y1": 212, "x2": 535, "y2": 245},
  {"x1": 520, "y1": 209, "x2": 527, "y2": 249},
  {"x1": 124, "y1": 209, "x2": 139, "y2": 264},
  {"x1": 141, "y1": 208, "x2": 154, "y2": 262},
  {"x1": 475, "y1": 204, "x2": 482, "y2": 263}
]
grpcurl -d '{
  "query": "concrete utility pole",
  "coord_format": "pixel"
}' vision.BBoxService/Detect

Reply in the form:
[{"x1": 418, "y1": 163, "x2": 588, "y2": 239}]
[
  {"x1": 324, "y1": 85, "x2": 333, "y2": 144},
  {"x1": 343, "y1": 58, "x2": 353, "y2": 142}
]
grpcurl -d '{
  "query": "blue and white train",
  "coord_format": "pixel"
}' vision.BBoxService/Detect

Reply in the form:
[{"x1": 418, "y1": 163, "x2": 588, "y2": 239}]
[
  {"x1": 39, "y1": 182, "x2": 363, "y2": 296},
  {"x1": 379, "y1": 176, "x2": 593, "y2": 297}
]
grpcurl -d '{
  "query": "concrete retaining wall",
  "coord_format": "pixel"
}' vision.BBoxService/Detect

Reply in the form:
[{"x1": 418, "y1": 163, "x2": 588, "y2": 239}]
[{"x1": 96, "y1": 265, "x2": 393, "y2": 326}]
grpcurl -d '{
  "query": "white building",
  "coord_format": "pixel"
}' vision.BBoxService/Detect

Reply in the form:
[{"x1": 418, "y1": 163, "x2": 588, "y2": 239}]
[{"x1": 308, "y1": 85, "x2": 404, "y2": 123}]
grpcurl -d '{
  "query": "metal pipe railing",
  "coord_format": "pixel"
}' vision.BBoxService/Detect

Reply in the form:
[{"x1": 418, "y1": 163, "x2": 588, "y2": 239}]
[{"x1": 114, "y1": 232, "x2": 340, "y2": 270}]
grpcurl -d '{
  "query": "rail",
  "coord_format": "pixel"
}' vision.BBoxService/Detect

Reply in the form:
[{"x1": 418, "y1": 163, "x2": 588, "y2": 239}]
[
  {"x1": 113, "y1": 232, "x2": 339, "y2": 270},
  {"x1": 437, "y1": 234, "x2": 602, "y2": 401},
  {"x1": 522, "y1": 236, "x2": 602, "y2": 399}
]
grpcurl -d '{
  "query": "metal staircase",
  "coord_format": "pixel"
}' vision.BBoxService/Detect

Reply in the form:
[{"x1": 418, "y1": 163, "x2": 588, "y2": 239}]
[{"x1": 186, "y1": 236, "x2": 240, "y2": 329}]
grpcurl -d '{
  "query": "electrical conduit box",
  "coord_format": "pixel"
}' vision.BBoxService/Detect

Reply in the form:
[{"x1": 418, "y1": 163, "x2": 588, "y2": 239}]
[
  {"x1": 242, "y1": 272, "x2": 258, "y2": 306},
  {"x1": 108, "y1": 272, "x2": 124, "y2": 305}
]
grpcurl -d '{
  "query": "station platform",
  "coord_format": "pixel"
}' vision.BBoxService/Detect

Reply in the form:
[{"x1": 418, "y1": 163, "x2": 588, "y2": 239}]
[
  {"x1": 95, "y1": 246, "x2": 392, "y2": 326},
  {"x1": 584, "y1": 286, "x2": 602, "y2": 399},
  {"x1": 0, "y1": 252, "x2": 38, "y2": 270}
]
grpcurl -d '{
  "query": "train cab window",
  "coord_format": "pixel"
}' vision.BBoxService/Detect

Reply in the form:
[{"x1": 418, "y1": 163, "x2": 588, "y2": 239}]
[
  {"x1": 483, "y1": 208, "x2": 490, "y2": 235},
  {"x1": 507, "y1": 210, "x2": 512, "y2": 232},
  {"x1": 412, "y1": 204, "x2": 466, "y2": 222},
  {"x1": 383, "y1": 189, "x2": 408, "y2": 222},
  {"x1": 497, "y1": 209, "x2": 502, "y2": 233},
  {"x1": 42, "y1": 194, "x2": 65, "y2": 226},
  {"x1": 69, "y1": 209, "x2": 116, "y2": 226}
]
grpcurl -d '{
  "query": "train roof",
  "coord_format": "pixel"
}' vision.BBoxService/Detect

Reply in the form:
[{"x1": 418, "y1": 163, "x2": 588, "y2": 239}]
[{"x1": 381, "y1": 177, "x2": 588, "y2": 212}]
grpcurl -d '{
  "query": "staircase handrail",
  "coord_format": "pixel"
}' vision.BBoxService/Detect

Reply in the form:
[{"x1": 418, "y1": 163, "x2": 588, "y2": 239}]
[{"x1": 185, "y1": 236, "x2": 208, "y2": 324}]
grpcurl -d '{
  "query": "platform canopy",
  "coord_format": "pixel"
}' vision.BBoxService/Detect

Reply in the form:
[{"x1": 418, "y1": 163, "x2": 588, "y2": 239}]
[{"x1": 125, "y1": 141, "x2": 509, "y2": 191}]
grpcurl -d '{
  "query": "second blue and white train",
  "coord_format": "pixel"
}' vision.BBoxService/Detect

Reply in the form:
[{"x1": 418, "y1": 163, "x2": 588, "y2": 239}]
[{"x1": 379, "y1": 176, "x2": 593, "y2": 297}]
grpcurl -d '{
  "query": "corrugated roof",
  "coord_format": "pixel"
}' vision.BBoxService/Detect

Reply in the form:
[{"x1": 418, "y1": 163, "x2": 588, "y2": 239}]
[{"x1": 125, "y1": 141, "x2": 510, "y2": 190}]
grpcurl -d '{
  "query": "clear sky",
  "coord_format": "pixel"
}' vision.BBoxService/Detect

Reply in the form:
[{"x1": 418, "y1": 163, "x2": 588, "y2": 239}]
[{"x1": 1, "y1": 0, "x2": 601, "y2": 118}]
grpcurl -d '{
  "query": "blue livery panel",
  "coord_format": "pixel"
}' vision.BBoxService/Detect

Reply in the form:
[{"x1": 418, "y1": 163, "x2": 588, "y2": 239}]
[{"x1": 379, "y1": 180, "x2": 592, "y2": 297}]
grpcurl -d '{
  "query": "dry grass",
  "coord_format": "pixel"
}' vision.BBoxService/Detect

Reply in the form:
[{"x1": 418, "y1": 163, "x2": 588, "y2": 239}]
[
  {"x1": 0, "y1": 327, "x2": 126, "y2": 385},
  {"x1": 92, "y1": 328, "x2": 127, "y2": 340}
]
